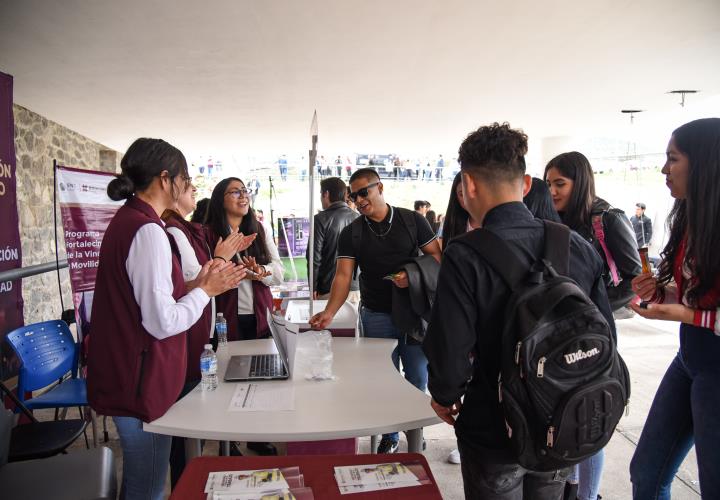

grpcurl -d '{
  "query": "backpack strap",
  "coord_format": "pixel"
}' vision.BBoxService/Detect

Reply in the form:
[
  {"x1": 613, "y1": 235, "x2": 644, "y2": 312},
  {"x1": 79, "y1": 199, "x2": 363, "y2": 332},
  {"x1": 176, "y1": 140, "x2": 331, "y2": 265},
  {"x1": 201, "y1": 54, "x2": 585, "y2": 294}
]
[
  {"x1": 542, "y1": 221, "x2": 570, "y2": 276},
  {"x1": 396, "y1": 207, "x2": 418, "y2": 249},
  {"x1": 351, "y1": 217, "x2": 362, "y2": 276},
  {"x1": 591, "y1": 213, "x2": 620, "y2": 285},
  {"x1": 457, "y1": 229, "x2": 527, "y2": 291}
]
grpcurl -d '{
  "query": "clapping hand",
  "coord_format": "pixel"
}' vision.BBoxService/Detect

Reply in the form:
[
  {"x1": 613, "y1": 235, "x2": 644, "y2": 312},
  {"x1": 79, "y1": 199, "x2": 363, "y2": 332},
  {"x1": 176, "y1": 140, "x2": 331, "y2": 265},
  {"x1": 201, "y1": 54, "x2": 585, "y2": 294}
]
[
  {"x1": 214, "y1": 232, "x2": 257, "y2": 262},
  {"x1": 196, "y1": 260, "x2": 247, "y2": 297},
  {"x1": 241, "y1": 255, "x2": 272, "y2": 281}
]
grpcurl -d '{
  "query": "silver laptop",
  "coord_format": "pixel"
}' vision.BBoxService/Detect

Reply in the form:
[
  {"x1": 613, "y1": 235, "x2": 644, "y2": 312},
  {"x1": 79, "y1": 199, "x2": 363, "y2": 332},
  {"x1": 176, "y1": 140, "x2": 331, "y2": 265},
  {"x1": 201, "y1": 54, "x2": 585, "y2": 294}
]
[{"x1": 224, "y1": 312, "x2": 292, "y2": 381}]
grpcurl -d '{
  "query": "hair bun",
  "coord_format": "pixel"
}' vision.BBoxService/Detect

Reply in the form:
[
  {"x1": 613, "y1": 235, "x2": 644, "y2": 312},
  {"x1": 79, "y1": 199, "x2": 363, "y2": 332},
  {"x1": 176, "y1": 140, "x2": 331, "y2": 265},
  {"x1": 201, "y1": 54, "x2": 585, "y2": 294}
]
[{"x1": 107, "y1": 174, "x2": 135, "y2": 201}]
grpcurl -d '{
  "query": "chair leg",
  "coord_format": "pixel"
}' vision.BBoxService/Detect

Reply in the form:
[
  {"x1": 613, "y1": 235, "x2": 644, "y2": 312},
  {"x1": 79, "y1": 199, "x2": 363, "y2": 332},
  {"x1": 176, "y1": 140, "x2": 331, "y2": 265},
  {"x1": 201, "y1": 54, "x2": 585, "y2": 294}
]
[
  {"x1": 80, "y1": 406, "x2": 90, "y2": 448},
  {"x1": 88, "y1": 407, "x2": 99, "y2": 447}
]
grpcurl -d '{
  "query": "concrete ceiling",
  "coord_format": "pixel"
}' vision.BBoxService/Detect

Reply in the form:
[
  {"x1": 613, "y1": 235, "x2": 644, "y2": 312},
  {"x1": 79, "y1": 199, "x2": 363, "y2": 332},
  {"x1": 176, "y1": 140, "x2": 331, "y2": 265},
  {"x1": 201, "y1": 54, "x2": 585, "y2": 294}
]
[{"x1": 1, "y1": 0, "x2": 719, "y2": 156}]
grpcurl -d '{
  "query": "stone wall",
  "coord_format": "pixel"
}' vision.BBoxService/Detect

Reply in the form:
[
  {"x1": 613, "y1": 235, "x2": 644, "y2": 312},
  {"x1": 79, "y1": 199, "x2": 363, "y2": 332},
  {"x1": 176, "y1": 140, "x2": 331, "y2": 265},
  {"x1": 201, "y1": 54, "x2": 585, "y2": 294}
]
[{"x1": 13, "y1": 104, "x2": 119, "y2": 324}]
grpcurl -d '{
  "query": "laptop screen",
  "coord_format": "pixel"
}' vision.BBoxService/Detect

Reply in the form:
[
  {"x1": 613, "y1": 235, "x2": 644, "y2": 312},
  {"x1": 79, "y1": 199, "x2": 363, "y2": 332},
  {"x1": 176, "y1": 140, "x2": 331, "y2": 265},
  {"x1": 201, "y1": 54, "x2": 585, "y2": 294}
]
[{"x1": 267, "y1": 310, "x2": 291, "y2": 372}]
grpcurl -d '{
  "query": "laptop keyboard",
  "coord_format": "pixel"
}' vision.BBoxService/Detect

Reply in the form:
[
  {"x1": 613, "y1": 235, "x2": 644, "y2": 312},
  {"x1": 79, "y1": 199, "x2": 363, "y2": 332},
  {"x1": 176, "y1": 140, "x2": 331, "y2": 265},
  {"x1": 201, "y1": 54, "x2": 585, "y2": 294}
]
[{"x1": 249, "y1": 354, "x2": 284, "y2": 378}]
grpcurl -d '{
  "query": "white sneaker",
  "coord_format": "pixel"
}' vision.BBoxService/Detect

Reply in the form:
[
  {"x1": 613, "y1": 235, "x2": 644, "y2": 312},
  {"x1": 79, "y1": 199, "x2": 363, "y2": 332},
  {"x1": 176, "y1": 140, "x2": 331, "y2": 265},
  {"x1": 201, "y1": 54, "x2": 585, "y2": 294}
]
[{"x1": 447, "y1": 448, "x2": 461, "y2": 464}]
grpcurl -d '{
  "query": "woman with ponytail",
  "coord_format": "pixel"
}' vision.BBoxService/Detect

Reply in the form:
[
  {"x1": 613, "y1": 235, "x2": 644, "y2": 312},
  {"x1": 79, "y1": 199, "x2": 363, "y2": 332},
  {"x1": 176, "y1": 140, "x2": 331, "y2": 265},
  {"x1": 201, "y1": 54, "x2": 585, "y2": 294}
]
[{"x1": 87, "y1": 138, "x2": 245, "y2": 499}]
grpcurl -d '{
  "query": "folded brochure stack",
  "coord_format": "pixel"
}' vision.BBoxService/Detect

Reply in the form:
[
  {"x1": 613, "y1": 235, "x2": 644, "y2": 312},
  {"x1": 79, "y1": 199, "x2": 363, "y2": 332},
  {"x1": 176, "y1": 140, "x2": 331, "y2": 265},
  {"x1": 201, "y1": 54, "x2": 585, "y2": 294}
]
[
  {"x1": 204, "y1": 467, "x2": 314, "y2": 500},
  {"x1": 333, "y1": 461, "x2": 431, "y2": 494}
]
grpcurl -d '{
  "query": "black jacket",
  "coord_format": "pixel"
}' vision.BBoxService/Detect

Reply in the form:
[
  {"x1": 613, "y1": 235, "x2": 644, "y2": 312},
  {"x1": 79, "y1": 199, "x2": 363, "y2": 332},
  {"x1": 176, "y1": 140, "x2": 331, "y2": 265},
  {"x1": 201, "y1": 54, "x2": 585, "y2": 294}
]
[
  {"x1": 423, "y1": 202, "x2": 615, "y2": 453},
  {"x1": 391, "y1": 254, "x2": 440, "y2": 342},
  {"x1": 580, "y1": 199, "x2": 642, "y2": 311},
  {"x1": 630, "y1": 214, "x2": 653, "y2": 248},
  {"x1": 308, "y1": 202, "x2": 359, "y2": 295}
]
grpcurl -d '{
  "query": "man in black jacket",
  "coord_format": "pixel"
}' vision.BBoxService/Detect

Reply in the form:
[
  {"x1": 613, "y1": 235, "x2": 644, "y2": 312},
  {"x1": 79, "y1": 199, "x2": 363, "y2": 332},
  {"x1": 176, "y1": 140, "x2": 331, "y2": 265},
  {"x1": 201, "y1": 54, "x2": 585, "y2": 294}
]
[
  {"x1": 630, "y1": 202, "x2": 653, "y2": 249},
  {"x1": 308, "y1": 177, "x2": 359, "y2": 301},
  {"x1": 423, "y1": 123, "x2": 615, "y2": 499}
]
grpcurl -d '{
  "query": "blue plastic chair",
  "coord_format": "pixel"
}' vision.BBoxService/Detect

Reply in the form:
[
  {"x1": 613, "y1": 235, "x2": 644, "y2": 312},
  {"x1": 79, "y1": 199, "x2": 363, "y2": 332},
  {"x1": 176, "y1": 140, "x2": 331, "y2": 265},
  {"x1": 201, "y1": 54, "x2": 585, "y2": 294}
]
[{"x1": 5, "y1": 321, "x2": 95, "y2": 445}]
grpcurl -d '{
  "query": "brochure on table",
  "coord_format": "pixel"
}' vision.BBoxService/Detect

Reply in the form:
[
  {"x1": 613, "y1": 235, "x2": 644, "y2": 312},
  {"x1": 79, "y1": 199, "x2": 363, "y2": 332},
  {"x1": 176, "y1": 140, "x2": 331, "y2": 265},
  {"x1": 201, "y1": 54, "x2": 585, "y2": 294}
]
[
  {"x1": 205, "y1": 467, "x2": 314, "y2": 499},
  {"x1": 334, "y1": 461, "x2": 431, "y2": 494}
]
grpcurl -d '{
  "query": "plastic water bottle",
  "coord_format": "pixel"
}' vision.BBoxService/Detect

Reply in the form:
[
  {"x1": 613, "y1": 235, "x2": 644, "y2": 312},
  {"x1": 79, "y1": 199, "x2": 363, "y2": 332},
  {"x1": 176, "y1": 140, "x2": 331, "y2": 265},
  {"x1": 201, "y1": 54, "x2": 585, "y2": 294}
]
[
  {"x1": 200, "y1": 344, "x2": 218, "y2": 391},
  {"x1": 216, "y1": 313, "x2": 228, "y2": 348}
]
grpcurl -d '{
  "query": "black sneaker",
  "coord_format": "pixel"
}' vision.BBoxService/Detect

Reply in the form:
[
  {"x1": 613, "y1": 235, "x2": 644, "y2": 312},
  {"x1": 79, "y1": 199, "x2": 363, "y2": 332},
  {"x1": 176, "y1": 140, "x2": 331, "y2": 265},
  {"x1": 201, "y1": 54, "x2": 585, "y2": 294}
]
[
  {"x1": 376, "y1": 437, "x2": 399, "y2": 454},
  {"x1": 229, "y1": 442, "x2": 243, "y2": 456},
  {"x1": 247, "y1": 441, "x2": 278, "y2": 456}
]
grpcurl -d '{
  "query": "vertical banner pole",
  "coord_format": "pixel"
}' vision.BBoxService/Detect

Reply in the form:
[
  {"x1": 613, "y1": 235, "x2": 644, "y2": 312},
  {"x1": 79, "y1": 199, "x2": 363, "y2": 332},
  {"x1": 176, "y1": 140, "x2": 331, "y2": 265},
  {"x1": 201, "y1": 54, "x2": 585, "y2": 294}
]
[{"x1": 308, "y1": 111, "x2": 318, "y2": 317}]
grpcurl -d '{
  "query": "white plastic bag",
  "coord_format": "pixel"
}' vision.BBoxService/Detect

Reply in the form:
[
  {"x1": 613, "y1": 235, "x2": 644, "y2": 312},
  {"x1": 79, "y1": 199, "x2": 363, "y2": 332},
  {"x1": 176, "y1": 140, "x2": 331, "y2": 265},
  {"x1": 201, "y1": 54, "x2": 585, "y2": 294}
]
[{"x1": 297, "y1": 330, "x2": 335, "y2": 380}]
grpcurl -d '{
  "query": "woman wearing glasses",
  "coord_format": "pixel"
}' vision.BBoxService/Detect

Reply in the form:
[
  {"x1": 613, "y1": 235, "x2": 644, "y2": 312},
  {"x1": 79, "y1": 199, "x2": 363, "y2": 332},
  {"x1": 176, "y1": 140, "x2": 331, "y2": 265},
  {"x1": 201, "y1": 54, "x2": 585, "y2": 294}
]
[
  {"x1": 205, "y1": 177, "x2": 285, "y2": 342},
  {"x1": 205, "y1": 177, "x2": 285, "y2": 456},
  {"x1": 87, "y1": 139, "x2": 245, "y2": 499}
]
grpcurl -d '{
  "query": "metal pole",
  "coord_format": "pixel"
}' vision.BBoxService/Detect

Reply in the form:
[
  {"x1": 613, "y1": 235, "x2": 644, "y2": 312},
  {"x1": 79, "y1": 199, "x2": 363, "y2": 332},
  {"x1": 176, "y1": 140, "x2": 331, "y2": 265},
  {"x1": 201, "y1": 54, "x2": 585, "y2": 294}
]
[
  {"x1": 0, "y1": 259, "x2": 68, "y2": 282},
  {"x1": 308, "y1": 111, "x2": 318, "y2": 317}
]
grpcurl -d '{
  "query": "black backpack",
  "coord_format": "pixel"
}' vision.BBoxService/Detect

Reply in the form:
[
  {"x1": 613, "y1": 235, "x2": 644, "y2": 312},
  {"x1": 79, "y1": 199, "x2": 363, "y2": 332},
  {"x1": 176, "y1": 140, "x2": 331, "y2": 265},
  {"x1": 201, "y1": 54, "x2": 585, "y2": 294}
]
[{"x1": 458, "y1": 221, "x2": 630, "y2": 471}]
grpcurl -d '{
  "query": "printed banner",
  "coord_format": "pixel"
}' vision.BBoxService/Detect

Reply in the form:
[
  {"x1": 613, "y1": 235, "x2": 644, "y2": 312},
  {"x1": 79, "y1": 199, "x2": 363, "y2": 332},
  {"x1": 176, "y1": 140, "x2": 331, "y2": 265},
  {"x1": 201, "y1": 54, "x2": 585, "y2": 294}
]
[
  {"x1": 0, "y1": 71, "x2": 23, "y2": 381},
  {"x1": 57, "y1": 166, "x2": 123, "y2": 341},
  {"x1": 277, "y1": 217, "x2": 310, "y2": 258}
]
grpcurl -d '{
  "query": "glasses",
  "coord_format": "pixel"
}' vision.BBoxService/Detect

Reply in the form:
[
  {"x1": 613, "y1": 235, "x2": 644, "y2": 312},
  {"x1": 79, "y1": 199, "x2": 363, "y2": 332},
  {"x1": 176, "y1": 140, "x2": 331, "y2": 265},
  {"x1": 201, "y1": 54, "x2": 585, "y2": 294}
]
[
  {"x1": 225, "y1": 188, "x2": 250, "y2": 199},
  {"x1": 349, "y1": 182, "x2": 380, "y2": 201}
]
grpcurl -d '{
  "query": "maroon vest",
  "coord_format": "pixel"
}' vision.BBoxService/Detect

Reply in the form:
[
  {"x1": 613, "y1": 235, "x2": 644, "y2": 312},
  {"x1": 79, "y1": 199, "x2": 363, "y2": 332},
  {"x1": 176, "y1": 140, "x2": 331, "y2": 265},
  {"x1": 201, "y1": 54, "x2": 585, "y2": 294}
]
[
  {"x1": 87, "y1": 197, "x2": 188, "y2": 422},
  {"x1": 164, "y1": 214, "x2": 213, "y2": 381},
  {"x1": 205, "y1": 227, "x2": 272, "y2": 340}
]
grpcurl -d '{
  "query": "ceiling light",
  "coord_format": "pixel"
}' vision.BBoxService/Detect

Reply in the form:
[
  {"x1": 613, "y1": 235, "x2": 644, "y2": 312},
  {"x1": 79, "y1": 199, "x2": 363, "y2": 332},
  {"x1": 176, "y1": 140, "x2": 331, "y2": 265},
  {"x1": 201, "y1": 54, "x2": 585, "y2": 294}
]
[
  {"x1": 621, "y1": 109, "x2": 644, "y2": 124},
  {"x1": 667, "y1": 90, "x2": 699, "y2": 107}
]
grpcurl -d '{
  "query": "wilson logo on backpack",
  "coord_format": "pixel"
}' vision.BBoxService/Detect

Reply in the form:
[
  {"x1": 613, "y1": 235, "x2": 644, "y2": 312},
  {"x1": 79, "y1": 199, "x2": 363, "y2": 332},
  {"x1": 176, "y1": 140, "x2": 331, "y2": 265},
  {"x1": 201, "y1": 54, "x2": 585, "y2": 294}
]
[{"x1": 564, "y1": 348, "x2": 601, "y2": 365}]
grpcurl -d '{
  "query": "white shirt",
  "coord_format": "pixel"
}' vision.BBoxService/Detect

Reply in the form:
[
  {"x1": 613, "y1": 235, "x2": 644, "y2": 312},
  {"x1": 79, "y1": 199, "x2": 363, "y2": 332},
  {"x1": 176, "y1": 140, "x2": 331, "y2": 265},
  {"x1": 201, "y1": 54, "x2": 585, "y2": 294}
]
[
  {"x1": 237, "y1": 231, "x2": 285, "y2": 315},
  {"x1": 166, "y1": 226, "x2": 216, "y2": 338},
  {"x1": 126, "y1": 223, "x2": 210, "y2": 340}
]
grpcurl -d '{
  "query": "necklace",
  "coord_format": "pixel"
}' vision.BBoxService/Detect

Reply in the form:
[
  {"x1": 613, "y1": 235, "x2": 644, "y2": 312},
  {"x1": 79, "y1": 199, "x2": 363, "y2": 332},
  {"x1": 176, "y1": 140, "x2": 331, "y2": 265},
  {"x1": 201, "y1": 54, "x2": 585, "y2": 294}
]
[{"x1": 365, "y1": 206, "x2": 394, "y2": 238}]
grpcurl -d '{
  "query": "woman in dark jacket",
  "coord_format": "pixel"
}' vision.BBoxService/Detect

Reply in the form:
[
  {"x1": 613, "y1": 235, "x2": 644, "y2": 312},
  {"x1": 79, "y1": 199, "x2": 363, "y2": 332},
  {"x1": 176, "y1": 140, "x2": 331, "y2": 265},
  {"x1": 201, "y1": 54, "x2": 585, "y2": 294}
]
[
  {"x1": 544, "y1": 151, "x2": 640, "y2": 500},
  {"x1": 545, "y1": 152, "x2": 641, "y2": 311}
]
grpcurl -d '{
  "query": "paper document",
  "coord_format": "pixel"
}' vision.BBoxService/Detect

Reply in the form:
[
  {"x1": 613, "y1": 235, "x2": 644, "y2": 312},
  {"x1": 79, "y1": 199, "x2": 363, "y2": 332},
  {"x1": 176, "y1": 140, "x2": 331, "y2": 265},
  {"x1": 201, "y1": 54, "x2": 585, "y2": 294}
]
[
  {"x1": 205, "y1": 467, "x2": 312, "y2": 500},
  {"x1": 228, "y1": 383, "x2": 295, "y2": 412},
  {"x1": 334, "y1": 462, "x2": 430, "y2": 494},
  {"x1": 205, "y1": 469, "x2": 289, "y2": 494}
]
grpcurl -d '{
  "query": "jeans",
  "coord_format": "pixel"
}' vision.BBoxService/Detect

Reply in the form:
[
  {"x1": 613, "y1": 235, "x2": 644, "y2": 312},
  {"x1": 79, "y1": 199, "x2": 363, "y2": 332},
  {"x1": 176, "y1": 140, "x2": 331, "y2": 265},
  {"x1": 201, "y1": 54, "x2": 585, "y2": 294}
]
[
  {"x1": 360, "y1": 306, "x2": 428, "y2": 443},
  {"x1": 568, "y1": 449, "x2": 605, "y2": 500},
  {"x1": 630, "y1": 323, "x2": 720, "y2": 499},
  {"x1": 113, "y1": 416, "x2": 172, "y2": 500},
  {"x1": 169, "y1": 380, "x2": 202, "y2": 490},
  {"x1": 458, "y1": 440, "x2": 571, "y2": 500}
]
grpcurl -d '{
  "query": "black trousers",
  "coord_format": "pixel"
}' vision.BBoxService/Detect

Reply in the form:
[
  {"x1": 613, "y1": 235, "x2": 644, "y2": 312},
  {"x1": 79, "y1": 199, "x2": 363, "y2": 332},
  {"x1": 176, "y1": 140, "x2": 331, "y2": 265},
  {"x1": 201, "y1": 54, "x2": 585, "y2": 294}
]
[{"x1": 458, "y1": 440, "x2": 571, "y2": 500}]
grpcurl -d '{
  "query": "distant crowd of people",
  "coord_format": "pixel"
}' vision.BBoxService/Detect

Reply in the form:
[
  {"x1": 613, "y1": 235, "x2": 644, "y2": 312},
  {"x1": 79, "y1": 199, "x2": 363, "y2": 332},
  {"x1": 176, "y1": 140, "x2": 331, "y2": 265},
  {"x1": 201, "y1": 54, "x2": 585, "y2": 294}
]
[{"x1": 279, "y1": 154, "x2": 455, "y2": 182}]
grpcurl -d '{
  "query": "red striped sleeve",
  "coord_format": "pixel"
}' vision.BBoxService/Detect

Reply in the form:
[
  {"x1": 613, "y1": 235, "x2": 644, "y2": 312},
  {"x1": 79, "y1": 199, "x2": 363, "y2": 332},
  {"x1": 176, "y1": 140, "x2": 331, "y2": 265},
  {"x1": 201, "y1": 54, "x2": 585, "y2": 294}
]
[{"x1": 694, "y1": 308, "x2": 719, "y2": 334}]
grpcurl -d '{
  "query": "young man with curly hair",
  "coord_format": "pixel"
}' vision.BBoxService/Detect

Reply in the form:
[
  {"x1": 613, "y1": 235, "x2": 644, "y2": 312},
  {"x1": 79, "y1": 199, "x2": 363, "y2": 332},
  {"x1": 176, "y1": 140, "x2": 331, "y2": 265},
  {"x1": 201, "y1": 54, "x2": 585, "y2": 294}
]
[{"x1": 423, "y1": 123, "x2": 615, "y2": 499}]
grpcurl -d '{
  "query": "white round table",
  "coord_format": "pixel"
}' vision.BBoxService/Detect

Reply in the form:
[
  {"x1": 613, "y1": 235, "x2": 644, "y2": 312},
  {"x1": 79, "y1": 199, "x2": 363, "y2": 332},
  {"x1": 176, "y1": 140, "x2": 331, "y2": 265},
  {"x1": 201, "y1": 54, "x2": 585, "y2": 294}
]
[{"x1": 144, "y1": 337, "x2": 440, "y2": 458}]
